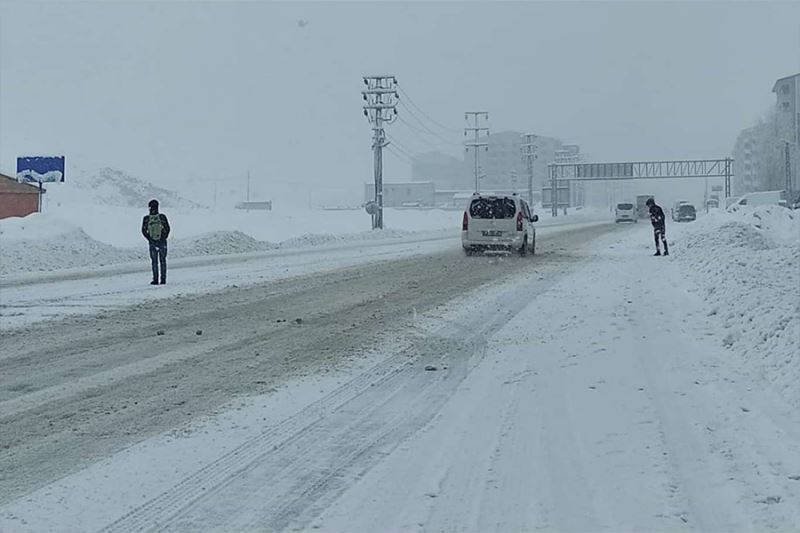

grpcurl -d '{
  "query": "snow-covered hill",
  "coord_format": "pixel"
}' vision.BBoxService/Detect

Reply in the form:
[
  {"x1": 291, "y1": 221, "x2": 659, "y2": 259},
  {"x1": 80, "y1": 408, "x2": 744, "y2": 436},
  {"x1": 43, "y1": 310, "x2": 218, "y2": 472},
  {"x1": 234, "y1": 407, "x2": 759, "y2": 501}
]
[{"x1": 45, "y1": 167, "x2": 203, "y2": 210}]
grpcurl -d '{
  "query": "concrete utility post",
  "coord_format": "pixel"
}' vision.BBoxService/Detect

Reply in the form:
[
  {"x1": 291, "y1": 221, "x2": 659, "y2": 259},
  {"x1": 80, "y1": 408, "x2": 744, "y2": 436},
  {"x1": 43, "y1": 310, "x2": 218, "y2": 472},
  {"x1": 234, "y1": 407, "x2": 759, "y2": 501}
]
[
  {"x1": 362, "y1": 75, "x2": 399, "y2": 230},
  {"x1": 521, "y1": 133, "x2": 538, "y2": 204},
  {"x1": 464, "y1": 112, "x2": 489, "y2": 192},
  {"x1": 781, "y1": 140, "x2": 793, "y2": 197}
]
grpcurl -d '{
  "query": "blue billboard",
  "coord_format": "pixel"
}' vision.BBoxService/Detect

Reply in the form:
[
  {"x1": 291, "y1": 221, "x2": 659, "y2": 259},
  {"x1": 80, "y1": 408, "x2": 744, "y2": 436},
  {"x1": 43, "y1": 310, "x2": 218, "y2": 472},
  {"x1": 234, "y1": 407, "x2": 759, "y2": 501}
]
[{"x1": 17, "y1": 156, "x2": 65, "y2": 183}]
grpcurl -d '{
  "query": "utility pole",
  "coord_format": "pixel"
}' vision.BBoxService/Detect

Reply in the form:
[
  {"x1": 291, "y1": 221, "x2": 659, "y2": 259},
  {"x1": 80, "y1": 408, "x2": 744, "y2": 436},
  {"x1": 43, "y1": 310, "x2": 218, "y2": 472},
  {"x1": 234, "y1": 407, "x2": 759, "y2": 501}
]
[
  {"x1": 520, "y1": 133, "x2": 538, "y2": 204},
  {"x1": 464, "y1": 112, "x2": 489, "y2": 192},
  {"x1": 362, "y1": 75, "x2": 399, "y2": 230},
  {"x1": 781, "y1": 140, "x2": 792, "y2": 197},
  {"x1": 246, "y1": 169, "x2": 251, "y2": 202}
]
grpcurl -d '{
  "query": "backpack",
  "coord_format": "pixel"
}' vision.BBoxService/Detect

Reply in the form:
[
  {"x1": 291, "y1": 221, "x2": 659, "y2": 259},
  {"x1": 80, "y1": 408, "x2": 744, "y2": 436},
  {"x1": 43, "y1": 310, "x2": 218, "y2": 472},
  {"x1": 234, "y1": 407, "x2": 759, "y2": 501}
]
[{"x1": 148, "y1": 214, "x2": 164, "y2": 241}]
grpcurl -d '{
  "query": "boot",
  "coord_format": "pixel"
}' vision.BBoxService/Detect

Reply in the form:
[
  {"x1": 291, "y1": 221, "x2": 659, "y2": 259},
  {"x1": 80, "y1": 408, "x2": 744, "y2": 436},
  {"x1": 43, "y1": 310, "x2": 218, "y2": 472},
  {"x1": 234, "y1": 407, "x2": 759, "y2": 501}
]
[
  {"x1": 160, "y1": 278, "x2": 166, "y2": 285},
  {"x1": 654, "y1": 250, "x2": 661, "y2": 256},
  {"x1": 663, "y1": 243, "x2": 669, "y2": 256},
  {"x1": 150, "y1": 280, "x2": 159, "y2": 285}
]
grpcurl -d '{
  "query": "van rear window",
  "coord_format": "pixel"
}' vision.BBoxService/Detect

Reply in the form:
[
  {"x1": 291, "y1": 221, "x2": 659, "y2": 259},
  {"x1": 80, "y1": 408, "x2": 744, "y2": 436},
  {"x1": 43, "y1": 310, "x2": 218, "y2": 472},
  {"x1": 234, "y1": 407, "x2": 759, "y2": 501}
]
[
  {"x1": 679, "y1": 204, "x2": 696, "y2": 213},
  {"x1": 469, "y1": 198, "x2": 516, "y2": 219},
  {"x1": 617, "y1": 203, "x2": 634, "y2": 210}
]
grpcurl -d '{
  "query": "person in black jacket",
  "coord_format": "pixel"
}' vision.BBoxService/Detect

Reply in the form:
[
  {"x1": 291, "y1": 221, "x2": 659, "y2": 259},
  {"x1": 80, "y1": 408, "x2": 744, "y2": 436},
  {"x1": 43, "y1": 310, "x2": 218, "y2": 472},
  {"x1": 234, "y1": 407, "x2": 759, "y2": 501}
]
[
  {"x1": 646, "y1": 197, "x2": 668, "y2": 256},
  {"x1": 142, "y1": 199, "x2": 171, "y2": 284}
]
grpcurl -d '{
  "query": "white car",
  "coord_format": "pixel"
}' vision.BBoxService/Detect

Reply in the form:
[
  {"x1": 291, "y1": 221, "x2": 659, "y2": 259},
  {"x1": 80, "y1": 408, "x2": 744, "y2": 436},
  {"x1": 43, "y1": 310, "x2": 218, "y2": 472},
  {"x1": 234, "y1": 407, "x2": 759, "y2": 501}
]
[
  {"x1": 462, "y1": 194, "x2": 538, "y2": 256},
  {"x1": 615, "y1": 202, "x2": 637, "y2": 223}
]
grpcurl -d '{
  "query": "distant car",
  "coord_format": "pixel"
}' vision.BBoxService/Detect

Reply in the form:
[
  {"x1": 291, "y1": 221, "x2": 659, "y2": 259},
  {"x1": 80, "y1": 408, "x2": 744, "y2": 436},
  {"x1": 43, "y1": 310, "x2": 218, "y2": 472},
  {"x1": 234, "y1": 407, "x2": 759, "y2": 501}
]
[
  {"x1": 673, "y1": 203, "x2": 696, "y2": 222},
  {"x1": 462, "y1": 194, "x2": 537, "y2": 256},
  {"x1": 671, "y1": 200, "x2": 690, "y2": 220},
  {"x1": 614, "y1": 203, "x2": 637, "y2": 223}
]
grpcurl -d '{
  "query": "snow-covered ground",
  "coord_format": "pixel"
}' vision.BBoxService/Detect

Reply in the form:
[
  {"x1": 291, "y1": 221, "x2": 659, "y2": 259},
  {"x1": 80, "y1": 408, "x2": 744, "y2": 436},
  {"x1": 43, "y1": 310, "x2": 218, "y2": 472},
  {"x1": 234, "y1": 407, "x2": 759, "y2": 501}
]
[{"x1": 1, "y1": 204, "x2": 797, "y2": 532}]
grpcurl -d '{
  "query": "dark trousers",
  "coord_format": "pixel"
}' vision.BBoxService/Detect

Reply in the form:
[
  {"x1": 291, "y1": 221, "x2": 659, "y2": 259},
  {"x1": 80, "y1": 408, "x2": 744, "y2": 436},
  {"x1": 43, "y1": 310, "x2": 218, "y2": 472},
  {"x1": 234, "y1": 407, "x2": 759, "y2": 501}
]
[
  {"x1": 149, "y1": 241, "x2": 168, "y2": 281},
  {"x1": 653, "y1": 225, "x2": 668, "y2": 252}
]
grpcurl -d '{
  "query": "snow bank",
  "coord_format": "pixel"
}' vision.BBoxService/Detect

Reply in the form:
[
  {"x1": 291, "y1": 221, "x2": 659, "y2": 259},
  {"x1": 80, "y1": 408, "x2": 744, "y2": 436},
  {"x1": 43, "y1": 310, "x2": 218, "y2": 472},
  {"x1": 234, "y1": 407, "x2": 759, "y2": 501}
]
[
  {"x1": 279, "y1": 228, "x2": 423, "y2": 249},
  {"x1": 673, "y1": 206, "x2": 800, "y2": 404},
  {"x1": 0, "y1": 218, "x2": 143, "y2": 274},
  {"x1": 0, "y1": 213, "x2": 448, "y2": 276},
  {"x1": 170, "y1": 231, "x2": 274, "y2": 256},
  {"x1": 0, "y1": 212, "x2": 78, "y2": 242}
]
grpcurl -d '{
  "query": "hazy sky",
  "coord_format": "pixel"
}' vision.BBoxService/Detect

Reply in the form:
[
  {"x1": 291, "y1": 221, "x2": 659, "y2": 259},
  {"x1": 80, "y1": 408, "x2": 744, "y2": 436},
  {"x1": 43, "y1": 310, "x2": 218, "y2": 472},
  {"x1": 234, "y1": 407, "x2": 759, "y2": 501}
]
[{"x1": 1, "y1": 1, "x2": 799, "y2": 195}]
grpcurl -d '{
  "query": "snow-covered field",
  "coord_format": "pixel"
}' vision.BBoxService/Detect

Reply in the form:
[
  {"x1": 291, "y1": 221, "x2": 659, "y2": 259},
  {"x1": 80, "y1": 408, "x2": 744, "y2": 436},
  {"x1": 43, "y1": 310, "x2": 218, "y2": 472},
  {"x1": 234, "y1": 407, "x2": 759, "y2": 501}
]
[{"x1": 1, "y1": 175, "x2": 798, "y2": 531}]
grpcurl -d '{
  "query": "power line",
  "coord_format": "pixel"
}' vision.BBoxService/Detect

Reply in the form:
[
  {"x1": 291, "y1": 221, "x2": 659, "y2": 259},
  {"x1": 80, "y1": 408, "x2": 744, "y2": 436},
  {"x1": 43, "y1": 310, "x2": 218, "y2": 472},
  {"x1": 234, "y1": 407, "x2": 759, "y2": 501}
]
[
  {"x1": 396, "y1": 85, "x2": 461, "y2": 134},
  {"x1": 395, "y1": 115, "x2": 464, "y2": 150},
  {"x1": 385, "y1": 145, "x2": 415, "y2": 164},
  {"x1": 397, "y1": 99, "x2": 463, "y2": 148},
  {"x1": 384, "y1": 133, "x2": 417, "y2": 160}
]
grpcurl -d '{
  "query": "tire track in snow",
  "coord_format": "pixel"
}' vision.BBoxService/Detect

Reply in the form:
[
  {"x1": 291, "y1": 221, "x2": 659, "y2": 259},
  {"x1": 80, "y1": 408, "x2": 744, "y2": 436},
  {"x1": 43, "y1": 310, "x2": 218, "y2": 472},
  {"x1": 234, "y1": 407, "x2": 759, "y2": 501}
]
[
  {"x1": 95, "y1": 238, "x2": 601, "y2": 533},
  {"x1": 98, "y1": 314, "x2": 517, "y2": 532}
]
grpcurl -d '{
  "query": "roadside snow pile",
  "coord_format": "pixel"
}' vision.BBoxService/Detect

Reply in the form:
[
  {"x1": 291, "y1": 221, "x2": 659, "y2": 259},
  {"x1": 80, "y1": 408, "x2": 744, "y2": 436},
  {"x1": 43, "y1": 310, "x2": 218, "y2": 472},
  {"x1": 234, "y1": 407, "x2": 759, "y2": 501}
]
[
  {"x1": 279, "y1": 228, "x2": 431, "y2": 249},
  {"x1": 0, "y1": 214, "x2": 142, "y2": 275},
  {"x1": 675, "y1": 206, "x2": 799, "y2": 404},
  {"x1": 0, "y1": 212, "x2": 453, "y2": 277},
  {"x1": 170, "y1": 231, "x2": 275, "y2": 257},
  {"x1": 0, "y1": 212, "x2": 77, "y2": 242}
]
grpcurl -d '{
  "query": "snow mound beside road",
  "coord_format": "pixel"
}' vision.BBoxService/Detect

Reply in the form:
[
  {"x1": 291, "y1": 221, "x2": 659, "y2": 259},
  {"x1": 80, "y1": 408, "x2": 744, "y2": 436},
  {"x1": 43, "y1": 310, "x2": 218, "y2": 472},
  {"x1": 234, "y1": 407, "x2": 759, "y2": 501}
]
[
  {"x1": 0, "y1": 226, "x2": 143, "y2": 275},
  {"x1": 279, "y1": 228, "x2": 419, "y2": 249},
  {"x1": 684, "y1": 221, "x2": 773, "y2": 251},
  {"x1": 171, "y1": 231, "x2": 275, "y2": 257},
  {"x1": 0, "y1": 213, "x2": 448, "y2": 277},
  {"x1": 674, "y1": 206, "x2": 800, "y2": 404}
]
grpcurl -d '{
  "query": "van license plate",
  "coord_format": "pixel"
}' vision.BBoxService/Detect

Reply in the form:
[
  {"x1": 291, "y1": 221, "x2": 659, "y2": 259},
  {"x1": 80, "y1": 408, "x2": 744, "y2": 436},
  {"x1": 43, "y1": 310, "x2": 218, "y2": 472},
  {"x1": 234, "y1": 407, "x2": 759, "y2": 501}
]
[{"x1": 482, "y1": 230, "x2": 502, "y2": 237}]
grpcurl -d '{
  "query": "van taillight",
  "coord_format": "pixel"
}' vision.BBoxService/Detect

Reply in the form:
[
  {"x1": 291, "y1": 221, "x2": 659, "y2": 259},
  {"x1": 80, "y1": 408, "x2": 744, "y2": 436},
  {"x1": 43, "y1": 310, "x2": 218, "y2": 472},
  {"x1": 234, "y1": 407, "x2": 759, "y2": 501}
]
[
  {"x1": 516, "y1": 211, "x2": 523, "y2": 231},
  {"x1": 462, "y1": 212, "x2": 469, "y2": 231}
]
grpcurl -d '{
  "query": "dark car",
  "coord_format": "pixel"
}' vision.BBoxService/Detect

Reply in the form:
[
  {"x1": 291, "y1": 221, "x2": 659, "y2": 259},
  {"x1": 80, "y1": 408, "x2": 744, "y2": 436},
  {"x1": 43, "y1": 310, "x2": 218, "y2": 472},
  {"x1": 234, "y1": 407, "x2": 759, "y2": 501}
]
[{"x1": 674, "y1": 203, "x2": 696, "y2": 222}]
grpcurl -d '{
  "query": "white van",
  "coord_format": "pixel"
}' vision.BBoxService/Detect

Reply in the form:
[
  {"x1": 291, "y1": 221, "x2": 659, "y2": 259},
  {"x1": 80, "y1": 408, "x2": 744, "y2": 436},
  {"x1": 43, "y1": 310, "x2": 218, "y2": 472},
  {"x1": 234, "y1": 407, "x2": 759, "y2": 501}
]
[
  {"x1": 727, "y1": 190, "x2": 786, "y2": 212},
  {"x1": 615, "y1": 202, "x2": 637, "y2": 223},
  {"x1": 462, "y1": 194, "x2": 538, "y2": 256}
]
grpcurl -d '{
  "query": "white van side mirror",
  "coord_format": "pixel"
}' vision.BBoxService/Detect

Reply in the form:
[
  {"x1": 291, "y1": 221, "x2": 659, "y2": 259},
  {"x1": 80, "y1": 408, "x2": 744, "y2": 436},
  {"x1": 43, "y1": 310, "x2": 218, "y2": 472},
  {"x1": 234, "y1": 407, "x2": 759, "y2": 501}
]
[{"x1": 531, "y1": 214, "x2": 539, "y2": 222}]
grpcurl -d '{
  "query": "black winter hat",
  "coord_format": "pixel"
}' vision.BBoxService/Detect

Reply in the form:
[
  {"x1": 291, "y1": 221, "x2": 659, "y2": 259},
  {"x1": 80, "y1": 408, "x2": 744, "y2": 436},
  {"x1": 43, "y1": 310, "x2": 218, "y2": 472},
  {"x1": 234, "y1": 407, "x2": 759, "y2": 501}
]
[{"x1": 148, "y1": 199, "x2": 159, "y2": 209}]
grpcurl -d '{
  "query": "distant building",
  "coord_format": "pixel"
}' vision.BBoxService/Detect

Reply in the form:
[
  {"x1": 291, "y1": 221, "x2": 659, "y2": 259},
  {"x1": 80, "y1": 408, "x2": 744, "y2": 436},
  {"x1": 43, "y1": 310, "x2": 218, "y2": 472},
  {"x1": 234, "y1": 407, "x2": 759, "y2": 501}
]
[
  {"x1": 411, "y1": 152, "x2": 467, "y2": 190},
  {"x1": 773, "y1": 73, "x2": 799, "y2": 144},
  {"x1": 731, "y1": 125, "x2": 764, "y2": 195},
  {"x1": 364, "y1": 181, "x2": 435, "y2": 207},
  {"x1": 473, "y1": 131, "x2": 562, "y2": 194},
  {"x1": 0, "y1": 173, "x2": 43, "y2": 219},
  {"x1": 772, "y1": 73, "x2": 799, "y2": 192}
]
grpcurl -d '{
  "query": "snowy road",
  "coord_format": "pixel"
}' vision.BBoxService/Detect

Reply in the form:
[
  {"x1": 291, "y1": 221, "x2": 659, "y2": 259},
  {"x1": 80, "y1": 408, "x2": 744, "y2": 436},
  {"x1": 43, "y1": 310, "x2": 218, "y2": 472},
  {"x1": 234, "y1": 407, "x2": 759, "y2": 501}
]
[
  {"x1": 0, "y1": 220, "x2": 602, "y2": 330},
  {"x1": 2, "y1": 220, "x2": 799, "y2": 532}
]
